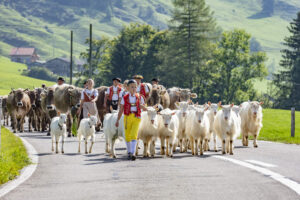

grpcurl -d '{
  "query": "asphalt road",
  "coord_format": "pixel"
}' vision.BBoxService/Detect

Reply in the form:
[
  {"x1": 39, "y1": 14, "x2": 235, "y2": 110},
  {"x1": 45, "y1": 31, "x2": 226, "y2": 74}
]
[{"x1": 1, "y1": 130, "x2": 300, "y2": 200}]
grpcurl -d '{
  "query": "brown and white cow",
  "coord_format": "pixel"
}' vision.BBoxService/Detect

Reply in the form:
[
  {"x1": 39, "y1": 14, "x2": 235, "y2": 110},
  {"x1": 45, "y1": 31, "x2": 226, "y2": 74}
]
[
  {"x1": 7, "y1": 89, "x2": 31, "y2": 133},
  {"x1": 54, "y1": 85, "x2": 82, "y2": 137},
  {"x1": 95, "y1": 86, "x2": 109, "y2": 128},
  {"x1": 147, "y1": 84, "x2": 170, "y2": 109},
  {"x1": 167, "y1": 87, "x2": 197, "y2": 110}
]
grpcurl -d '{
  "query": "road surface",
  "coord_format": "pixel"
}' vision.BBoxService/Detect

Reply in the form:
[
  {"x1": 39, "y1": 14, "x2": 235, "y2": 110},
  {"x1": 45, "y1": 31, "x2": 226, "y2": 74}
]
[{"x1": 1, "y1": 130, "x2": 300, "y2": 200}]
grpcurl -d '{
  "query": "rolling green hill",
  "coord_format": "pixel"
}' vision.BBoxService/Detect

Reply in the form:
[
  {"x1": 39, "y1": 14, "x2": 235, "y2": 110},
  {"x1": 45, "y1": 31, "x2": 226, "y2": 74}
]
[
  {"x1": 0, "y1": 56, "x2": 55, "y2": 95},
  {"x1": 0, "y1": 0, "x2": 299, "y2": 80}
]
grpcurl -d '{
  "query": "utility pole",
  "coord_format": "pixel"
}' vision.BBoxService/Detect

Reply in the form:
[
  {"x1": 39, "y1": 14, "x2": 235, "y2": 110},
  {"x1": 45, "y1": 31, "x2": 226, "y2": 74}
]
[
  {"x1": 0, "y1": 97, "x2": 2, "y2": 148},
  {"x1": 89, "y1": 24, "x2": 92, "y2": 78},
  {"x1": 70, "y1": 30, "x2": 73, "y2": 85}
]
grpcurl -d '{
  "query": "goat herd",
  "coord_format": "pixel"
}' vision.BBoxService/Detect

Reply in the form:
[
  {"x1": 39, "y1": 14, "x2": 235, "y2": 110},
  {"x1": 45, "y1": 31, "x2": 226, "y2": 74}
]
[{"x1": 0, "y1": 84, "x2": 263, "y2": 159}]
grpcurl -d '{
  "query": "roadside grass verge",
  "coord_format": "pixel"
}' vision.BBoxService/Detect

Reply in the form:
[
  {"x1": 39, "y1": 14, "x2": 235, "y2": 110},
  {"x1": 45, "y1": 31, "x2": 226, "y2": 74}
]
[{"x1": 0, "y1": 127, "x2": 31, "y2": 185}]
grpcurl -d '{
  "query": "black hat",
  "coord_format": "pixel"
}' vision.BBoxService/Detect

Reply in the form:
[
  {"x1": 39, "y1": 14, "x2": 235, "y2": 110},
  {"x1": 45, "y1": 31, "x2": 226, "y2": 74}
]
[
  {"x1": 57, "y1": 77, "x2": 65, "y2": 82},
  {"x1": 133, "y1": 75, "x2": 143, "y2": 79},
  {"x1": 83, "y1": 80, "x2": 87, "y2": 85},
  {"x1": 151, "y1": 78, "x2": 159, "y2": 82},
  {"x1": 112, "y1": 77, "x2": 121, "y2": 82},
  {"x1": 127, "y1": 79, "x2": 137, "y2": 85}
]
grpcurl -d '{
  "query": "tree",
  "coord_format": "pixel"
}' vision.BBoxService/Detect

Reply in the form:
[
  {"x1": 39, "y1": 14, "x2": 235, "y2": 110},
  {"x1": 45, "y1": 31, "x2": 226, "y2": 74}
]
[
  {"x1": 78, "y1": 37, "x2": 112, "y2": 87},
  {"x1": 273, "y1": 12, "x2": 300, "y2": 110},
  {"x1": 108, "y1": 23, "x2": 158, "y2": 82},
  {"x1": 160, "y1": 0, "x2": 218, "y2": 89},
  {"x1": 209, "y1": 29, "x2": 268, "y2": 104}
]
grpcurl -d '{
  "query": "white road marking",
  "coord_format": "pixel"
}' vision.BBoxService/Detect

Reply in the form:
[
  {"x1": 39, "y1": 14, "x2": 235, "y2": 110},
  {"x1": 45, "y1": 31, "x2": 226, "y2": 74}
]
[
  {"x1": 214, "y1": 156, "x2": 300, "y2": 196},
  {"x1": 0, "y1": 134, "x2": 39, "y2": 198},
  {"x1": 245, "y1": 160, "x2": 277, "y2": 168}
]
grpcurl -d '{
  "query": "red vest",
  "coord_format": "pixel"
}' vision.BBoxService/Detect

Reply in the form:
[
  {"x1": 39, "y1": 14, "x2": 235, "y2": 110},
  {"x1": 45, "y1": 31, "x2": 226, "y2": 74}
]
[
  {"x1": 139, "y1": 83, "x2": 148, "y2": 98},
  {"x1": 108, "y1": 86, "x2": 122, "y2": 101},
  {"x1": 83, "y1": 91, "x2": 95, "y2": 102},
  {"x1": 123, "y1": 93, "x2": 141, "y2": 118}
]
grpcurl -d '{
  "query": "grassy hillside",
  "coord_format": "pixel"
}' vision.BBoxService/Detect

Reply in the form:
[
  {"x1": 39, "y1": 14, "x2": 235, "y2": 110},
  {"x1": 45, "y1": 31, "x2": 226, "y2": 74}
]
[
  {"x1": 0, "y1": 127, "x2": 31, "y2": 185},
  {"x1": 0, "y1": 56, "x2": 55, "y2": 95}
]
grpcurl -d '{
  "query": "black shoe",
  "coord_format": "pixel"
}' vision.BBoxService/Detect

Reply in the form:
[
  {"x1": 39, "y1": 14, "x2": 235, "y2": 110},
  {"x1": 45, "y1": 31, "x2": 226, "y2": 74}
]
[
  {"x1": 128, "y1": 153, "x2": 132, "y2": 160},
  {"x1": 131, "y1": 155, "x2": 136, "y2": 161}
]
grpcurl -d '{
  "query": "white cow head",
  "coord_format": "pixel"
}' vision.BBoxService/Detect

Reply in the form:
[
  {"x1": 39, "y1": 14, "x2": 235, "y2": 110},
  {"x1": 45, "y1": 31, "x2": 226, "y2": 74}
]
[
  {"x1": 88, "y1": 114, "x2": 98, "y2": 126},
  {"x1": 147, "y1": 107, "x2": 158, "y2": 125},
  {"x1": 58, "y1": 112, "x2": 67, "y2": 124},
  {"x1": 208, "y1": 101, "x2": 220, "y2": 116},
  {"x1": 195, "y1": 107, "x2": 208, "y2": 124}
]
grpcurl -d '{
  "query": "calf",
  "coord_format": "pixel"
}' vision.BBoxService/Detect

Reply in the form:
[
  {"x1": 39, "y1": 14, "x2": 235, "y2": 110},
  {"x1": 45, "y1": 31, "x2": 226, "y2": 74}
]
[
  {"x1": 167, "y1": 87, "x2": 197, "y2": 110},
  {"x1": 175, "y1": 101, "x2": 189, "y2": 153},
  {"x1": 1, "y1": 96, "x2": 9, "y2": 126},
  {"x1": 205, "y1": 101, "x2": 220, "y2": 152}
]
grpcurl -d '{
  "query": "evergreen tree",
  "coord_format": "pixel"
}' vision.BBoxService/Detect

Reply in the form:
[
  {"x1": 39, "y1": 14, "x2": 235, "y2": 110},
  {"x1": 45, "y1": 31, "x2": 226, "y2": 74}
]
[
  {"x1": 273, "y1": 12, "x2": 300, "y2": 110},
  {"x1": 160, "y1": 0, "x2": 218, "y2": 89}
]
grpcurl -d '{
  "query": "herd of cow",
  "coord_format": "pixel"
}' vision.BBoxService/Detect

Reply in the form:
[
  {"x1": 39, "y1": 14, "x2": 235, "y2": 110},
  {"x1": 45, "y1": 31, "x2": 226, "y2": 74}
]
[
  {"x1": 0, "y1": 83, "x2": 263, "y2": 158},
  {"x1": 0, "y1": 83, "x2": 196, "y2": 135}
]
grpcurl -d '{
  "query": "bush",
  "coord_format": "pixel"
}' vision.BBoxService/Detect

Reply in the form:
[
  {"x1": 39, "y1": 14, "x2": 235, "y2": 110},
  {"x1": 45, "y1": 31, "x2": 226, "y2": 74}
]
[{"x1": 22, "y1": 67, "x2": 57, "y2": 82}]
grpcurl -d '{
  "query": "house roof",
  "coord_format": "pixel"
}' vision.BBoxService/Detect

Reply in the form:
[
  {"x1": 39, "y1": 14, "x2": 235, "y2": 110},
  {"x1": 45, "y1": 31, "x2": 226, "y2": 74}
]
[
  {"x1": 47, "y1": 57, "x2": 86, "y2": 65},
  {"x1": 10, "y1": 48, "x2": 35, "y2": 56}
]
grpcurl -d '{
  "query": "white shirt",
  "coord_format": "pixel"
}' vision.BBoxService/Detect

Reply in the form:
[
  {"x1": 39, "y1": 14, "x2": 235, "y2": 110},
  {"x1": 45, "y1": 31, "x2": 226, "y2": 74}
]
[
  {"x1": 53, "y1": 83, "x2": 67, "y2": 88},
  {"x1": 105, "y1": 86, "x2": 123, "y2": 101},
  {"x1": 81, "y1": 88, "x2": 98, "y2": 100},
  {"x1": 121, "y1": 93, "x2": 145, "y2": 112},
  {"x1": 119, "y1": 90, "x2": 128, "y2": 98},
  {"x1": 137, "y1": 83, "x2": 149, "y2": 94}
]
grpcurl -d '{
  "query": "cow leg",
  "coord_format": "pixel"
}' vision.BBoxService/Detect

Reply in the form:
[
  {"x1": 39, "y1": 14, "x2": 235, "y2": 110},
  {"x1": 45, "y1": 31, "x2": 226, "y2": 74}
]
[
  {"x1": 190, "y1": 137, "x2": 194, "y2": 155},
  {"x1": 194, "y1": 139, "x2": 198, "y2": 156},
  {"x1": 111, "y1": 138, "x2": 116, "y2": 158},
  {"x1": 150, "y1": 140, "x2": 155, "y2": 157},
  {"x1": 89, "y1": 140, "x2": 94, "y2": 154},
  {"x1": 20, "y1": 116, "x2": 25, "y2": 132},
  {"x1": 213, "y1": 132, "x2": 217, "y2": 152},
  {"x1": 179, "y1": 139, "x2": 183, "y2": 153},
  {"x1": 78, "y1": 134, "x2": 81, "y2": 153},
  {"x1": 229, "y1": 139, "x2": 233, "y2": 155},
  {"x1": 51, "y1": 134, "x2": 54, "y2": 152},
  {"x1": 143, "y1": 141, "x2": 147, "y2": 158},
  {"x1": 222, "y1": 133, "x2": 226, "y2": 154},
  {"x1": 67, "y1": 113, "x2": 72, "y2": 137},
  {"x1": 169, "y1": 140, "x2": 174, "y2": 158},
  {"x1": 12, "y1": 114, "x2": 17, "y2": 133},
  {"x1": 28, "y1": 115, "x2": 32, "y2": 132},
  {"x1": 55, "y1": 136, "x2": 59, "y2": 153}
]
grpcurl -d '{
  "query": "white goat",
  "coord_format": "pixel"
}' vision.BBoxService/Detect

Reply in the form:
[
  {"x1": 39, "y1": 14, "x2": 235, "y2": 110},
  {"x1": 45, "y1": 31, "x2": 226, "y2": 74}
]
[
  {"x1": 103, "y1": 112, "x2": 125, "y2": 158},
  {"x1": 158, "y1": 108, "x2": 179, "y2": 157},
  {"x1": 77, "y1": 114, "x2": 98, "y2": 154},
  {"x1": 205, "y1": 101, "x2": 220, "y2": 152},
  {"x1": 137, "y1": 107, "x2": 160, "y2": 157},
  {"x1": 186, "y1": 107, "x2": 210, "y2": 156},
  {"x1": 214, "y1": 104, "x2": 240, "y2": 155},
  {"x1": 175, "y1": 101, "x2": 189, "y2": 153},
  {"x1": 50, "y1": 113, "x2": 67, "y2": 154},
  {"x1": 240, "y1": 101, "x2": 263, "y2": 148}
]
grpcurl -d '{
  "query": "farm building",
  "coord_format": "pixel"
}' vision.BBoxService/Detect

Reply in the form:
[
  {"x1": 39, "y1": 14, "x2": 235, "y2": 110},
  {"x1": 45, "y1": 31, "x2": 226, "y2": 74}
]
[
  {"x1": 45, "y1": 57, "x2": 85, "y2": 76},
  {"x1": 9, "y1": 47, "x2": 39, "y2": 64}
]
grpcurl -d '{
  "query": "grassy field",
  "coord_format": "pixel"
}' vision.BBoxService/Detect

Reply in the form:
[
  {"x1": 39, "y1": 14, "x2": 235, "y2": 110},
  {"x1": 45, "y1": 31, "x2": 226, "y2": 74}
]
[
  {"x1": 0, "y1": 56, "x2": 55, "y2": 95},
  {"x1": 0, "y1": 127, "x2": 31, "y2": 185},
  {"x1": 259, "y1": 109, "x2": 300, "y2": 144}
]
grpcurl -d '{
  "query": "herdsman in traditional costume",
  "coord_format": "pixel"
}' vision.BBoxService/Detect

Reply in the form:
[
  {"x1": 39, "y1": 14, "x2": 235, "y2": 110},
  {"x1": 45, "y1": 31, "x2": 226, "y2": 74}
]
[
  {"x1": 104, "y1": 77, "x2": 123, "y2": 111},
  {"x1": 115, "y1": 79, "x2": 147, "y2": 161},
  {"x1": 133, "y1": 75, "x2": 150, "y2": 102},
  {"x1": 78, "y1": 79, "x2": 98, "y2": 118}
]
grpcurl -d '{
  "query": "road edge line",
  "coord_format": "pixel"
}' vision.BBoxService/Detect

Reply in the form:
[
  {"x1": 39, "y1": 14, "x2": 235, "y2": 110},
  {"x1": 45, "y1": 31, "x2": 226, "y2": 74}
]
[
  {"x1": 213, "y1": 155, "x2": 300, "y2": 196},
  {"x1": 0, "y1": 134, "x2": 39, "y2": 198}
]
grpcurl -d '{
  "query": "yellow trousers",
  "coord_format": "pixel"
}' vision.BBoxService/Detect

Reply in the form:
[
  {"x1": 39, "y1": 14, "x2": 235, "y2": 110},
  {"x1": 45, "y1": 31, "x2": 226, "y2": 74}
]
[{"x1": 124, "y1": 113, "x2": 141, "y2": 142}]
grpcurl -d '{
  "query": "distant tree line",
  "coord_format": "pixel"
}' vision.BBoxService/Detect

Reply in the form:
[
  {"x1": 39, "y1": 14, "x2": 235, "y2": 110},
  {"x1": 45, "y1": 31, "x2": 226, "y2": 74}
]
[{"x1": 77, "y1": 0, "x2": 269, "y2": 105}]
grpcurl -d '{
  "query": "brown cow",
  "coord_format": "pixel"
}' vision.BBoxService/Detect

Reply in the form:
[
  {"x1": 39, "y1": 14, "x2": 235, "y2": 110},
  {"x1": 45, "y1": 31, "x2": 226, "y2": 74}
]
[
  {"x1": 41, "y1": 87, "x2": 57, "y2": 135},
  {"x1": 7, "y1": 89, "x2": 31, "y2": 133},
  {"x1": 95, "y1": 86, "x2": 109, "y2": 128},
  {"x1": 34, "y1": 87, "x2": 47, "y2": 132},
  {"x1": 26, "y1": 90, "x2": 37, "y2": 132},
  {"x1": 1, "y1": 95, "x2": 9, "y2": 126},
  {"x1": 54, "y1": 85, "x2": 82, "y2": 137},
  {"x1": 147, "y1": 85, "x2": 170, "y2": 109},
  {"x1": 167, "y1": 87, "x2": 197, "y2": 110}
]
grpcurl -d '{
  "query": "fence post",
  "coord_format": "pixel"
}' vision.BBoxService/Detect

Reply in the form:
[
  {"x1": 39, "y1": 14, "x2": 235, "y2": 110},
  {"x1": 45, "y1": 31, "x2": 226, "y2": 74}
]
[{"x1": 291, "y1": 107, "x2": 295, "y2": 137}]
